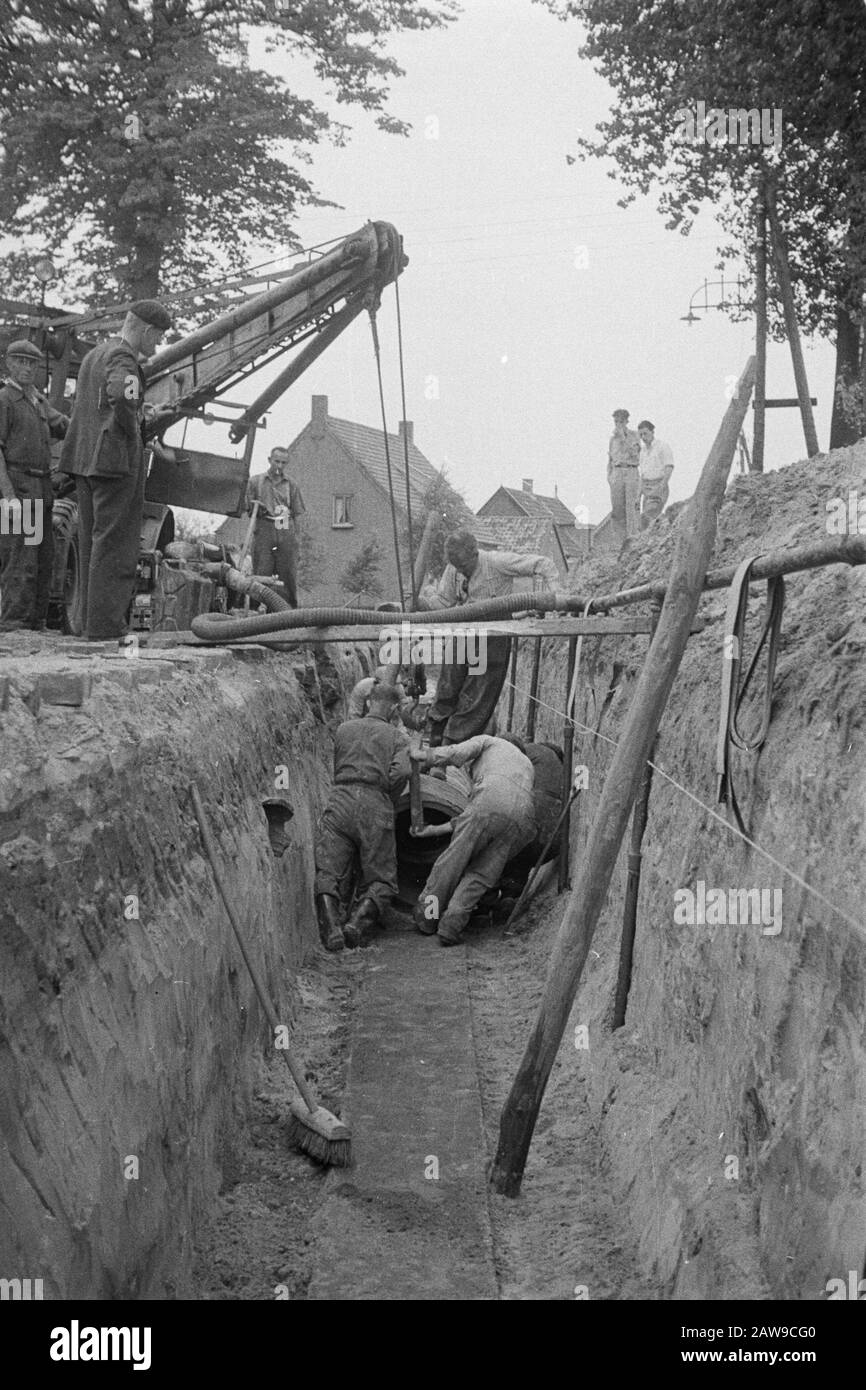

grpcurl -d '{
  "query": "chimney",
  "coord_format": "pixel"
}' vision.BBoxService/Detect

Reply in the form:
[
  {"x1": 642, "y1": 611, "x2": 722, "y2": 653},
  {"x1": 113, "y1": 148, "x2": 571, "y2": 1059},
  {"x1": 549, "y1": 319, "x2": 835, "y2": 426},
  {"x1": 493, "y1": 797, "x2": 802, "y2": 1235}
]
[
  {"x1": 522, "y1": 478, "x2": 533, "y2": 493},
  {"x1": 311, "y1": 394, "x2": 328, "y2": 439},
  {"x1": 398, "y1": 419, "x2": 414, "y2": 446}
]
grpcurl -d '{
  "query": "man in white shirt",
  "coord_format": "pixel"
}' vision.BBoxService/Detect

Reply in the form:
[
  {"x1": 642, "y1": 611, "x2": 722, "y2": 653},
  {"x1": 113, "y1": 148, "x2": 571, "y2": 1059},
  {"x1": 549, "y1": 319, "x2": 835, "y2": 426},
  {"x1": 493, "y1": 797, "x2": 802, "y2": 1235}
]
[
  {"x1": 637, "y1": 420, "x2": 674, "y2": 529},
  {"x1": 409, "y1": 734, "x2": 536, "y2": 945},
  {"x1": 417, "y1": 529, "x2": 559, "y2": 746}
]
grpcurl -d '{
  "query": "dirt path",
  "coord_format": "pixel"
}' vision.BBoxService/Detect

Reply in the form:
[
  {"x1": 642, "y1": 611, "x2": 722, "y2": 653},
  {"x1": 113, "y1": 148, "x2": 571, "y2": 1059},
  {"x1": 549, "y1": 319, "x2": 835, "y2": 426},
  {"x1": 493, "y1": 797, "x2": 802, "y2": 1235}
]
[{"x1": 194, "y1": 891, "x2": 654, "y2": 1300}]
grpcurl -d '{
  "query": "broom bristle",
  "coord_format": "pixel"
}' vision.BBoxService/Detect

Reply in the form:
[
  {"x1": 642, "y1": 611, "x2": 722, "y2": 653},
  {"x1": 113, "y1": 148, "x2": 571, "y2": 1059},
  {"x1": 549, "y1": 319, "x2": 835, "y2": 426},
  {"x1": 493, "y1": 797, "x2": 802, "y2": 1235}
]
[{"x1": 288, "y1": 1102, "x2": 353, "y2": 1168}]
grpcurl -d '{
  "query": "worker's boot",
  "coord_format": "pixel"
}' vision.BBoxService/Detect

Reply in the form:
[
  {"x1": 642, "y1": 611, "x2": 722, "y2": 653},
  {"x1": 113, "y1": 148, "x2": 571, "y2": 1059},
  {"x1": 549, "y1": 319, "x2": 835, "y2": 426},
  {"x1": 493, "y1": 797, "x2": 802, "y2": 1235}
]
[
  {"x1": 316, "y1": 894, "x2": 345, "y2": 953},
  {"x1": 343, "y1": 897, "x2": 379, "y2": 949}
]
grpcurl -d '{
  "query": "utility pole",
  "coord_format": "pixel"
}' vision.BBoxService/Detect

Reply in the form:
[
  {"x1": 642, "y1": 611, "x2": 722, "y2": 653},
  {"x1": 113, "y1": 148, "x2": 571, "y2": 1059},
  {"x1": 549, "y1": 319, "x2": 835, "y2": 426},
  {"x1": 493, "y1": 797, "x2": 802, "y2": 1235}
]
[
  {"x1": 753, "y1": 170, "x2": 768, "y2": 473},
  {"x1": 764, "y1": 178, "x2": 820, "y2": 457},
  {"x1": 861, "y1": 293, "x2": 866, "y2": 438}
]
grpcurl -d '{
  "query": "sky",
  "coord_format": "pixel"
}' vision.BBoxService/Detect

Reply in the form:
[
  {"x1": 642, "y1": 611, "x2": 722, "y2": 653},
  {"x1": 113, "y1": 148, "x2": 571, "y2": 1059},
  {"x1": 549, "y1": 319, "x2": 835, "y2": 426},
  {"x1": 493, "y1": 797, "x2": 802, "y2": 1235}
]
[{"x1": 176, "y1": 0, "x2": 836, "y2": 526}]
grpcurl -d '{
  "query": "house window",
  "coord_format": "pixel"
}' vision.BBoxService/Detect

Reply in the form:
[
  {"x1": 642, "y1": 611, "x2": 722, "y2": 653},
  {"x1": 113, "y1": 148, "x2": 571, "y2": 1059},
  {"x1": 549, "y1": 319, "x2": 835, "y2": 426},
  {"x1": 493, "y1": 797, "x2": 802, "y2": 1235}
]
[{"x1": 332, "y1": 494, "x2": 354, "y2": 528}]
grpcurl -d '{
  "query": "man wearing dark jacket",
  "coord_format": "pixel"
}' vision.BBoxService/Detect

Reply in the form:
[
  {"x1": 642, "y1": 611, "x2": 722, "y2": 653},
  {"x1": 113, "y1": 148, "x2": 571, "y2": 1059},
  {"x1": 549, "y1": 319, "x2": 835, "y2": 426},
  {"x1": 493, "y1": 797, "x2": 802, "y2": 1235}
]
[
  {"x1": 0, "y1": 340, "x2": 69, "y2": 630},
  {"x1": 314, "y1": 685, "x2": 411, "y2": 951},
  {"x1": 59, "y1": 299, "x2": 171, "y2": 639}
]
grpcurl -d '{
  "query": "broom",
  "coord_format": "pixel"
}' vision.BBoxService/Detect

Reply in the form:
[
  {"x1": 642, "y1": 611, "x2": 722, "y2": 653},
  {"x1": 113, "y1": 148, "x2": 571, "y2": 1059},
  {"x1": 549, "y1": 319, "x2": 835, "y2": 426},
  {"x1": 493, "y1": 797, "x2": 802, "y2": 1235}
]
[{"x1": 190, "y1": 784, "x2": 352, "y2": 1167}]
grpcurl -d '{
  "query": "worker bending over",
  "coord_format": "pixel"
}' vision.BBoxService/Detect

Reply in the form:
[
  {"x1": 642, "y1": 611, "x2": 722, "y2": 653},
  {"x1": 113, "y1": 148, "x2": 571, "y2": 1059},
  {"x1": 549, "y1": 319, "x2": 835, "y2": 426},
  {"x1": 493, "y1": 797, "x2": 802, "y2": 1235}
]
[
  {"x1": 417, "y1": 529, "x2": 559, "y2": 746},
  {"x1": 314, "y1": 685, "x2": 411, "y2": 952},
  {"x1": 410, "y1": 734, "x2": 536, "y2": 946}
]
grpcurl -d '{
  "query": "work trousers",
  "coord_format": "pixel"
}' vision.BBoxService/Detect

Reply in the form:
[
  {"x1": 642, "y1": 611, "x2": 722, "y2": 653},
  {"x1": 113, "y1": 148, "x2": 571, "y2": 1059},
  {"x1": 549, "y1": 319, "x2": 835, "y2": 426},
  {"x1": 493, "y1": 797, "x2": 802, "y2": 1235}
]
[
  {"x1": 252, "y1": 520, "x2": 298, "y2": 608},
  {"x1": 420, "y1": 792, "x2": 535, "y2": 941},
  {"x1": 609, "y1": 465, "x2": 640, "y2": 543},
  {"x1": 74, "y1": 455, "x2": 145, "y2": 640},
  {"x1": 314, "y1": 783, "x2": 398, "y2": 912},
  {"x1": 0, "y1": 469, "x2": 53, "y2": 629},
  {"x1": 639, "y1": 476, "x2": 669, "y2": 528},
  {"x1": 428, "y1": 634, "x2": 511, "y2": 743}
]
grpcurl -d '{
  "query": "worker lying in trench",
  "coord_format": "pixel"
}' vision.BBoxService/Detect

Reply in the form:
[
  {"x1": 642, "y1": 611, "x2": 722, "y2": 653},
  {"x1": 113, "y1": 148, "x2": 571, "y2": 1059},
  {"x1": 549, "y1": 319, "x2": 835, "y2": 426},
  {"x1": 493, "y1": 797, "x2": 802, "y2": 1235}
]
[
  {"x1": 314, "y1": 684, "x2": 411, "y2": 952},
  {"x1": 409, "y1": 734, "x2": 536, "y2": 946}
]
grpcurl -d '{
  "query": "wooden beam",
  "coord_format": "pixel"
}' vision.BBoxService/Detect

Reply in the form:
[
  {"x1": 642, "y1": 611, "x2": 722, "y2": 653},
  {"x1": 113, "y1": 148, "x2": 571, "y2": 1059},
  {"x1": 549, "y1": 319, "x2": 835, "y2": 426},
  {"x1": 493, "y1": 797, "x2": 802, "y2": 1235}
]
[
  {"x1": 489, "y1": 356, "x2": 756, "y2": 1198},
  {"x1": 765, "y1": 179, "x2": 820, "y2": 457},
  {"x1": 753, "y1": 171, "x2": 767, "y2": 473}
]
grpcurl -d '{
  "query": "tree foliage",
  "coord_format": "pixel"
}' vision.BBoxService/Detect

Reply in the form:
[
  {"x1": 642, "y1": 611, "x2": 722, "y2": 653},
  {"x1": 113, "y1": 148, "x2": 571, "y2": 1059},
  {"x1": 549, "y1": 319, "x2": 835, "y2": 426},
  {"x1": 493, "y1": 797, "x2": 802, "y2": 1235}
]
[
  {"x1": 339, "y1": 534, "x2": 383, "y2": 598},
  {"x1": 0, "y1": 0, "x2": 457, "y2": 303},
  {"x1": 542, "y1": 0, "x2": 866, "y2": 441}
]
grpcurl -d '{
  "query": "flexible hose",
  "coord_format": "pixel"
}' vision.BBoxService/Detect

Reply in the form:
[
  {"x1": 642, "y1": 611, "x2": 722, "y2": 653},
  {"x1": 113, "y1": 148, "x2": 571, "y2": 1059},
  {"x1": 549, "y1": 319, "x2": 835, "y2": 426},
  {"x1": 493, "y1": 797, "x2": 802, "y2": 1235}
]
[
  {"x1": 199, "y1": 562, "x2": 290, "y2": 613},
  {"x1": 191, "y1": 590, "x2": 574, "y2": 643}
]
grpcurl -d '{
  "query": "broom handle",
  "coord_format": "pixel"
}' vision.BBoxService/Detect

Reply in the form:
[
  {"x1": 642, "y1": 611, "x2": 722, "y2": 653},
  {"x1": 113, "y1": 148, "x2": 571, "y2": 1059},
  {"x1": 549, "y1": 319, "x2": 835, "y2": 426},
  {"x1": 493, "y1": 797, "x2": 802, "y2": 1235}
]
[{"x1": 190, "y1": 784, "x2": 319, "y2": 1116}]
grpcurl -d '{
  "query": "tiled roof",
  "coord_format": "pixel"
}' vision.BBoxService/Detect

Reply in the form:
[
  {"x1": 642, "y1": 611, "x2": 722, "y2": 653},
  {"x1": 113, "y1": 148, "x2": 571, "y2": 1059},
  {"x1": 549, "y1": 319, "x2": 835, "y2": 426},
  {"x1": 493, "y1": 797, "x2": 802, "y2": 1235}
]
[
  {"x1": 474, "y1": 516, "x2": 565, "y2": 565},
  {"x1": 492, "y1": 486, "x2": 577, "y2": 525},
  {"x1": 327, "y1": 416, "x2": 442, "y2": 513}
]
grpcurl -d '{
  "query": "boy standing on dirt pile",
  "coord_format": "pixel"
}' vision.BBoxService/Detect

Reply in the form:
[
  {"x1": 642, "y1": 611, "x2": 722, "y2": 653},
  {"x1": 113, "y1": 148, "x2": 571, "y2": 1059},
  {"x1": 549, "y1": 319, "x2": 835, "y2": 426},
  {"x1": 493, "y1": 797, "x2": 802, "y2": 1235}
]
[
  {"x1": 0, "y1": 340, "x2": 69, "y2": 631},
  {"x1": 637, "y1": 419, "x2": 674, "y2": 528},
  {"x1": 410, "y1": 734, "x2": 536, "y2": 946},
  {"x1": 314, "y1": 684, "x2": 412, "y2": 952}
]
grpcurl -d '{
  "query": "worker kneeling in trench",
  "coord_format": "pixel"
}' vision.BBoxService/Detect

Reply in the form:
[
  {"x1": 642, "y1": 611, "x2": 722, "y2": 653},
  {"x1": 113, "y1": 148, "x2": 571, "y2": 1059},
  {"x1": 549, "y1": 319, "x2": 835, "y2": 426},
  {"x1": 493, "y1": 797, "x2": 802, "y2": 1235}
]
[
  {"x1": 314, "y1": 684, "x2": 411, "y2": 952},
  {"x1": 409, "y1": 734, "x2": 536, "y2": 946}
]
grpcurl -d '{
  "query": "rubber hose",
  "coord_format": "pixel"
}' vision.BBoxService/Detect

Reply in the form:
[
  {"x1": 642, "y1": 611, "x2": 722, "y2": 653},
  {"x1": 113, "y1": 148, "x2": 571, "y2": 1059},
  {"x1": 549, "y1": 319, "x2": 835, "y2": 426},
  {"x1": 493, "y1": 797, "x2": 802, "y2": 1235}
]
[
  {"x1": 199, "y1": 562, "x2": 290, "y2": 612},
  {"x1": 191, "y1": 590, "x2": 574, "y2": 643}
]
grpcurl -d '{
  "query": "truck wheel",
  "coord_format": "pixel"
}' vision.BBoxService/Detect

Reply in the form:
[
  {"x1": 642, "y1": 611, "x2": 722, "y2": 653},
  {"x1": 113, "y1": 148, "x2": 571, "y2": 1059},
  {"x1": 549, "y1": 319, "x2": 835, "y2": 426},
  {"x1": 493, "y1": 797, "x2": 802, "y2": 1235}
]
[{"x1": 49, "y1": 497, "x2": 82, "y2": 635}]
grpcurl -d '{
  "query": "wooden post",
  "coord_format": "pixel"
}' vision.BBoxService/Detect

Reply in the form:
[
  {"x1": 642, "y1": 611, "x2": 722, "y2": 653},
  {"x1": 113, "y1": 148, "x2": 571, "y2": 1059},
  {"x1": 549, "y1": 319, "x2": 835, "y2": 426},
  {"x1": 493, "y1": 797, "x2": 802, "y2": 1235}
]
[
  {"x1": 611, "y1": 603, "x2": 661, "y2": 1029},
  {"x1": 525, "y1": 637, "x2": 542, "y2": 741},
  {"x1": 490, "y1": 357, "x2": 756, "y2": 1198},
  {"x1": 861, "y1": 294, "x2": 866, "y2": 438},
  {"x1": 753, "y1": 172, "x2": 767, "y2": 473},
  {"x1": 558, "y1": 635, "x2": 578, "y2": 893},
  {"x1": 765, "y1": 179, "x2": 820, "y2": 458},
  {"x1": 506, "y1": 639, "x2": 518, "y2": 732}
]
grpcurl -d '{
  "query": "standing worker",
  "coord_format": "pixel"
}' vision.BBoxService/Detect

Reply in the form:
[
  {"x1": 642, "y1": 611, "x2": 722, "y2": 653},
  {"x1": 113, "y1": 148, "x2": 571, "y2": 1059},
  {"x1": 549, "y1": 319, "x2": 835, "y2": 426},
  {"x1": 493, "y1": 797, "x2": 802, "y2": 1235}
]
[
  {"x1": 608, "y1": 407, "x2": 641, "y2": 544},
  {"x1": 410, "y1": 734, "x2": 536, "y2": 946},
  {"x1": 637, "y1": 419, "x2": 674, "y2": 528},
  {"x1": 417, "y1": 529, "x2": 559, "y2": 748},
  {"x1": 314, "y1": 684, "x2": 411, "y2": 952},
  {"x1": 245, "y1": 447, "x2": 305, "y2": 608},
  {"x1": 59, "y1": 300, "x2": 172, "y2": 641},
  {"x1": 0, "y1": 340, "x2": 69, "y2": 631}
]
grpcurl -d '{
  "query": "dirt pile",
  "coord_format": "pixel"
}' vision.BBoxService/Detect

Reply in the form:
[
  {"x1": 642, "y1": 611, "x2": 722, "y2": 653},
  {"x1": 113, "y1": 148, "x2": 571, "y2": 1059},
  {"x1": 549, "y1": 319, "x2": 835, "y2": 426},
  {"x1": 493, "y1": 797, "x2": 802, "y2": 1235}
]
[{"x1": 506, "y1": 443, "x2": 866, "y2": 1298}]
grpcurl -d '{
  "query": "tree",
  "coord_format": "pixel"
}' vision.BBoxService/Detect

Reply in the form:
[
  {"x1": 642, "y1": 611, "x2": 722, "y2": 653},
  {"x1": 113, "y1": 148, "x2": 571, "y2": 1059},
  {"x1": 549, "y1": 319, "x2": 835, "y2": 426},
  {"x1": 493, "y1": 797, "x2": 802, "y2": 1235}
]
[
  {"x1": 0, "y1": 0, "x2": 456, "y2": 304},
  {"x1": 295, "y1": 516, "x2": 326, "y2": 592},
  {"x1": 544, "y1": 0, "x2": 866, "y2": 446},
  {"x1": 340, "y1": 535, "x2": 383, "y2": 599},
  {"x1": 408, "y1": 469, "x2": 473, "y2": 582}
]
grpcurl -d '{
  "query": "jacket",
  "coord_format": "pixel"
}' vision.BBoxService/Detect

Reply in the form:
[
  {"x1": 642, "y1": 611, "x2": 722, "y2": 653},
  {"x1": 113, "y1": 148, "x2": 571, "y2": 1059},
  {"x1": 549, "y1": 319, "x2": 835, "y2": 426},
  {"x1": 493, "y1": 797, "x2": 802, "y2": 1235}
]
[
  {"x1": 0, "y1": 381, "x2": 68, "y2": 474},
  {"x1": 60, "y1": 337, "x2": 146, "y2": 479}
]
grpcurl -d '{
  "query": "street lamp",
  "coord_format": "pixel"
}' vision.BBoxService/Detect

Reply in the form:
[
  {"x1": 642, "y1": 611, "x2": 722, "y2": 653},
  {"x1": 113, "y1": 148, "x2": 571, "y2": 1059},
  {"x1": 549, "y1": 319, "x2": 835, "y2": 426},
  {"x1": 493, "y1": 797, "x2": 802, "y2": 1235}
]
[
  {"x1": 680, "y1": 273, "x2": 748, "y2": 324},
  {"x1": 33, "y1": 255, "x2": 56, "y2": 385}
]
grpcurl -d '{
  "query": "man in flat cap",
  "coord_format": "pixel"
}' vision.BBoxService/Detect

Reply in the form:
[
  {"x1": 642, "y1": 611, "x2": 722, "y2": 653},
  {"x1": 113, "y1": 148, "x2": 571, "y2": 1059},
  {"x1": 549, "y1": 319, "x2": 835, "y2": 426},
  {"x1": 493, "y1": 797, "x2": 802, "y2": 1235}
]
[
  {"x1": 607, "y1": 407, "x2": 641, "y2": 545},
  {"x1": 60, "y1": 299, "x2": 172, "y2": 639},
  {"x1": 0, "y1": 339, "x2": 69, "y2": 630}
]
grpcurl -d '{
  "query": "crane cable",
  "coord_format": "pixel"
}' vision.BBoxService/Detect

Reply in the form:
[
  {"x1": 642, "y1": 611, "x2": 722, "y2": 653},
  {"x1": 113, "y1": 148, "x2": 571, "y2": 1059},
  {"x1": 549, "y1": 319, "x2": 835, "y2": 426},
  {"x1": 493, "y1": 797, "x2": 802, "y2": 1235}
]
[
  {"x1": 368, "y1": 305, "x2": 406, "y2": 609},
  {"x1": 394, "y1": 273, "x2": 417, "y2": 607}
]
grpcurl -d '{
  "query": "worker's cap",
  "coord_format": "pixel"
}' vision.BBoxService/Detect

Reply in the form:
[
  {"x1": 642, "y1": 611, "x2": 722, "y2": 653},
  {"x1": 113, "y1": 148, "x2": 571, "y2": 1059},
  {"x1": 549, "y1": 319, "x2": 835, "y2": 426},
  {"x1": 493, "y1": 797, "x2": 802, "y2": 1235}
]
[
  {"x1": 637, "y1": 419, "x2": 655, "y2": 431},
  {"x1": 128, "y1": 299, "x2": 173, "y2": 330},
  {"x1": 612, "y1": 408, "x2": 630, "y2": 421},
  {"x1": 369, "y1": 683, "x2": 399, "y2": 707},
  {"x1": 6, "y1": 339, "x2": 42, "y2": 361}
]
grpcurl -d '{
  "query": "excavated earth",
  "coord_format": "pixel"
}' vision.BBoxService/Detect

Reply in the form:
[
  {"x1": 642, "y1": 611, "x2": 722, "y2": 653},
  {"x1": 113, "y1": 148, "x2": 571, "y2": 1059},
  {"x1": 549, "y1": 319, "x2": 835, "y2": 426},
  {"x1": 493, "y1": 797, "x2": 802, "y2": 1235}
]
[{"x1": 1, "y1": 441, "x2": 864, "y2": 1300}]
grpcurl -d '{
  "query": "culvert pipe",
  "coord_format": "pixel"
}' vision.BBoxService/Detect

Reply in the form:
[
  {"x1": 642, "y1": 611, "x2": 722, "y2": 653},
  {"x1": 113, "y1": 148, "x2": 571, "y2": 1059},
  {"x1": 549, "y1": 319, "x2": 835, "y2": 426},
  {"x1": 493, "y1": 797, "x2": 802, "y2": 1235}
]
[
  {"x1": 392, "y1": 773, "x2": 468, "y2": 905},
  {"x1": 190, "y1": 591, "x2": 573, "y2": 643}
]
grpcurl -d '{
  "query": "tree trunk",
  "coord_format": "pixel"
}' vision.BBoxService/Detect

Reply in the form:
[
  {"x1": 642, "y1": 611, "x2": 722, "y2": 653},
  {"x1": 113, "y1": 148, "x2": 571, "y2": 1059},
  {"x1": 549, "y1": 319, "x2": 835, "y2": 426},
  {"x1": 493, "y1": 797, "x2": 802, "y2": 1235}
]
[{"x1": 830, "y1": 301, "x2": 861, "y2": 449}]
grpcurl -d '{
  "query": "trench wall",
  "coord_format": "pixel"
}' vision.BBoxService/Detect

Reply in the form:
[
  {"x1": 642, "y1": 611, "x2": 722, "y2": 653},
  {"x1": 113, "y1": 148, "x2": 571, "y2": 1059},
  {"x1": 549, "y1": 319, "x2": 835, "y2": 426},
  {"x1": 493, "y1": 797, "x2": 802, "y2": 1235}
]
[
  {"x1": 0, "y1": 642, "x2": 366, "y2": 1298},
  {"x1": 509, "y1": 445, "x2": 866, "y2": 1299}
]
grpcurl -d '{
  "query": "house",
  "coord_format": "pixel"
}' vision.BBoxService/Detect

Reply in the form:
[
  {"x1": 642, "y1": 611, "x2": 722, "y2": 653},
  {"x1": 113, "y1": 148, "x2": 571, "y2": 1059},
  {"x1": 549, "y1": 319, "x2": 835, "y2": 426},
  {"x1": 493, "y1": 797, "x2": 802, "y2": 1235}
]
[
  {"x1": 477, "y1": 479, "x2": 593, "y2": 560},
  {"x1": 231, "y1": 395, "x2": 446, "y2": 605}
]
